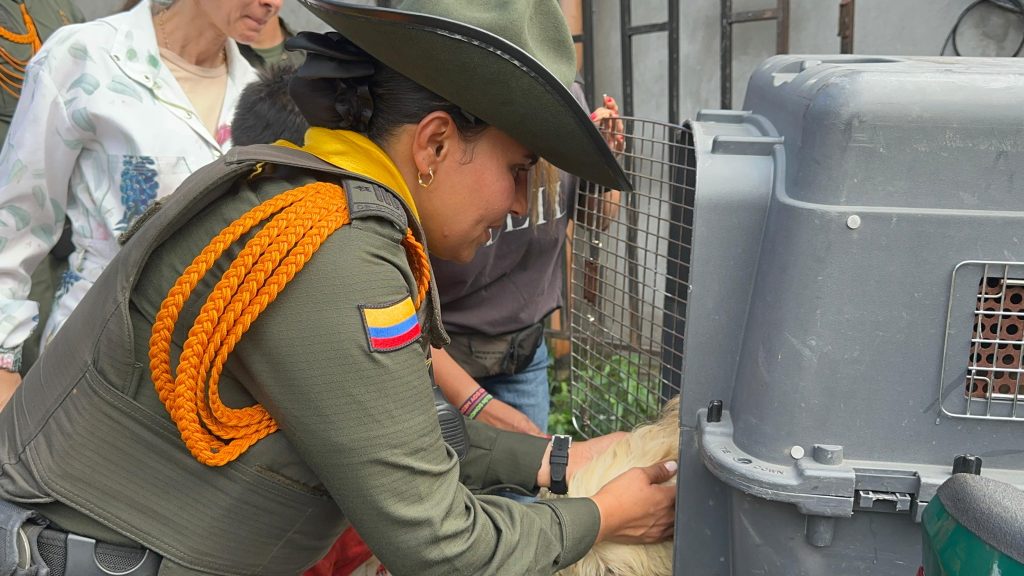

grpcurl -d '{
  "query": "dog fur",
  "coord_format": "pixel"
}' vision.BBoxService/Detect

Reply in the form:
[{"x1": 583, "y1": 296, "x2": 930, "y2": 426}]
[
  {"x1": 343, "y1": 396, "x2": 679, "y2": 576},
  {"x1": 548, "y1": 395, "x2": 679, "y2": 576}
]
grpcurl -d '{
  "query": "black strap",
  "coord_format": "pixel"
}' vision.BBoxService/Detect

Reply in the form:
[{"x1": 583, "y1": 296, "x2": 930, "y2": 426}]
[
  {"x1": 36, "y1": 529, "x2": 160, "y2": 576},
  {"x1": 549, "y1": 435, "x2": 572, "y2": 495}
]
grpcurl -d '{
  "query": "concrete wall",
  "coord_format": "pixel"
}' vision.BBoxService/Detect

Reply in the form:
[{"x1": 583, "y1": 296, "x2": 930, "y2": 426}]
[{"x1": 592, "y1": 0, "x2": 1024, "y2": 123}]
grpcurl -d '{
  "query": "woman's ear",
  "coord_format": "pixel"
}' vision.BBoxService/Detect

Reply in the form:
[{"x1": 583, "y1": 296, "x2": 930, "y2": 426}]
[{"x1": 412, "y1": 111, "x2": 456, "y2": 176}]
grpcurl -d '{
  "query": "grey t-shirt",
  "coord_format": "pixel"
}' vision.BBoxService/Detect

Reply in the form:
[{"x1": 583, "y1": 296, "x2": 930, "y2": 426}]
[{"x1": 432, "y1": 81, "x2": 588, "y2": 335}]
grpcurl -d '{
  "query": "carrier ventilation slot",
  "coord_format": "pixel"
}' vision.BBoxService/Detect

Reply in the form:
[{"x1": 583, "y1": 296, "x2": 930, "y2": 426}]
[{"x1": 966, "y1": 276, "x2": 1024, "y2": 401}]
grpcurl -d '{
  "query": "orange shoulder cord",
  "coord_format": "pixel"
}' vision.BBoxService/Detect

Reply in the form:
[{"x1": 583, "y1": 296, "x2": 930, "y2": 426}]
[
  {"x1": 148, "y1": 181, "x2": 432, "y2": 466},
  {"x1": 0, "y1": 4, "x2": 42, "y2": 99}
]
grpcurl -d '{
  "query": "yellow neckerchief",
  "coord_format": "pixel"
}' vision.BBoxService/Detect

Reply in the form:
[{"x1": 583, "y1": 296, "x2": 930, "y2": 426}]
[{"x1": 276, "y1": 127, "x2": 420, "y2": 222}]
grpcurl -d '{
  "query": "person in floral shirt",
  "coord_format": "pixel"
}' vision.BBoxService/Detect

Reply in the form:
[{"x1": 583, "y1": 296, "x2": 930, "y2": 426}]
[{"x1": 0, "y1": 0, "x2": 277, "y2": 408}]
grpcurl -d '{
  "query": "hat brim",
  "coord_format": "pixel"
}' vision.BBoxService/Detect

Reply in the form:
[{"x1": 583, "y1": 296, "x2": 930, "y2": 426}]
[{"x1": 296, "y1": 0, "x2": 631, "y2": 191}]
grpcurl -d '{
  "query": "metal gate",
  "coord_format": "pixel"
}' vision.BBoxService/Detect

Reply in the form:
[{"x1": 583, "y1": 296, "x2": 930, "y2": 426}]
[{"x1": 567, "y1": 117, "x2": 694, "y2": 437}]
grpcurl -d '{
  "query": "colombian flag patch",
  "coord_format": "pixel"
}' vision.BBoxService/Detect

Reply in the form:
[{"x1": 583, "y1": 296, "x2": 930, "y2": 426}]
[{"x1": 360, "y1": 296, "x2": 422, "y2": 352}]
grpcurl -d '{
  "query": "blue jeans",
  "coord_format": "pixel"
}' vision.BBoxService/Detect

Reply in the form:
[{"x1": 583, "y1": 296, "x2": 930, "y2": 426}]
[{"x1": 478, "y1": 339, "x2": 550, "y2": 432}]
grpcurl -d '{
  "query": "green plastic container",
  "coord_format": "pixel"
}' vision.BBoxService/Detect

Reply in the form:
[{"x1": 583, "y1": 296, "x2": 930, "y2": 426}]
[{"x1": 921, "y1": 475, "x2": 1024, "y2": 576}]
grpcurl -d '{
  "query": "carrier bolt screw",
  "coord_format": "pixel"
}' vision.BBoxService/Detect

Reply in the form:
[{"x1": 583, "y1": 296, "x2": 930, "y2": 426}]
[
  {"x1": 790, "y1": 445, "x2": 805, "y2": 460},
  {"x1": 846, "y1": 214, "x2": 861, "y2": 230},
  {"x1": 952, "y1": 454, "x2": 982, "y2": 475},
  {"x1": 707, "y1": 400, "x2": 723, "y2": 423}
]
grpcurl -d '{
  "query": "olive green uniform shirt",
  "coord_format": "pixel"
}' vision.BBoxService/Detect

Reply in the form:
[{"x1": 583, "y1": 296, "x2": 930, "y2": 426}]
[{"x1": 20, "y1": 161, "x2": 600, "y2": 574}]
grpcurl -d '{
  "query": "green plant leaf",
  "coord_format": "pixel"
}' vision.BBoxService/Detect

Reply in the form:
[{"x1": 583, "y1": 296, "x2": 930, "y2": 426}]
[
  {"x1": 5, "y1": 160, "x2": 25, "y2": 184},
  {"x1": 2, "y1": 205, "x2": 31, "y2": 231},
  {"x1": 71, "y1": 108, "x2": 96, "y2": 134},
  {"x1": 49, "y1": 198, "x2": 65, "y2": 221},
  {"x1": 31, "y1": 185, "x2": 45, "y2": 209},
  {"x1": 68, "y1": 73, "x2": 99, "y2": 95},
  {"x1": 68, "y1": 42, "x2": 91, "y2": 61},
  {"x1": 30, "y1": 224, "x2": 54, "y2": 244},
  {"x1": 107, "y1": 78, "x2": 143, "y2": 103}
]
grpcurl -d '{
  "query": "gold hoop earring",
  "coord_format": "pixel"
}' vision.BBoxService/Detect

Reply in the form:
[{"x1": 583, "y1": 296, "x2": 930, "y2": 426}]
[{"x1": 417, "y1": 168, "x2": 434, "y2": 188}]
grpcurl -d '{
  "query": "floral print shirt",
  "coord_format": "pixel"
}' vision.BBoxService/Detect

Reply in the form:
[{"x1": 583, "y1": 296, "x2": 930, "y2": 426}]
[{"x1": 0, "y1": 0, "x2": 258, "y2": 370}]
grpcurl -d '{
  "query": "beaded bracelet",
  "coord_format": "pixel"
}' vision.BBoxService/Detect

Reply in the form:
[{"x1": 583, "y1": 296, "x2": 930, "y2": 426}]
[
  {"x1": 459, "y1": 387, "x2": 494, "y2": 419},
  {"x1": 467, "y1": 393, "x2": 494, "y2": 419}
]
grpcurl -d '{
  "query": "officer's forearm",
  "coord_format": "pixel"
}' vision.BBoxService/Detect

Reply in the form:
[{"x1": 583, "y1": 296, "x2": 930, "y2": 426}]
[
  {"x1": 537, "y1": 432, "x2": 630, "y2": 489},
  {"x1": 430, "y1": 345, "x2": 478, "y2": 406}
]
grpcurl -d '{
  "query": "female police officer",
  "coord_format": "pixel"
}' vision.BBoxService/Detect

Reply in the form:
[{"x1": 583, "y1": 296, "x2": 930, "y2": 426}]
[{"x1": 0, "y1": 1, "x2": 676, "y2": 574}]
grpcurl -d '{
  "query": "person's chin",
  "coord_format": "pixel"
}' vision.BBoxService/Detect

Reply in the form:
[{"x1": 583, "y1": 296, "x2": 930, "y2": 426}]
[
  {"x1": 432, "y1": 244, "x2": 477, "y2": 264},
  {"x1": 440, "y1": 250, "x2": 475, "y2": 264}
]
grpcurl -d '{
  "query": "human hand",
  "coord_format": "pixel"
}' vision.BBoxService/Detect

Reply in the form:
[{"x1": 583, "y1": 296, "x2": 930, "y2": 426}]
[
  {"x1": 590, "y1": 94, "x2": 625, "y2": 155},
  {"x1": 0, "y1": 370, "x2": 22, "y2": 412},
  {"x1": 591, "y1": 460, "x2": 677, "y2": 544},
  {"x1": 583, "y1": 189, "x2": 621, "y2": 232},
  {"x1": 477, "y1": 396, "x2": 545, "y2": 436}
]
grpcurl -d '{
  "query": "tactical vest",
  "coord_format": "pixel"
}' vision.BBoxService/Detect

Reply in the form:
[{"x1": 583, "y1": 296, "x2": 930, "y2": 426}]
[{"x1": 0, "y1": 145, "x2": 444, "y2": 575}]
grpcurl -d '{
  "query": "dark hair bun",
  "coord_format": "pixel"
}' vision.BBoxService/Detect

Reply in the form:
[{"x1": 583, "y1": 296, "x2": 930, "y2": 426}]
[{"x1": 285, "y1": 32, "x2": 376, "y2": 131}]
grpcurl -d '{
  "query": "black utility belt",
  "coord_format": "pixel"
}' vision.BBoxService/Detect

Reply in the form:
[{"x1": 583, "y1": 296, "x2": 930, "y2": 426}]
[
  {"x1": 0, "y1": 499, "x2": 160, "y2": 576},
  {"x1": 445, "y1": 321, "x2": 546, "y2": 378}
]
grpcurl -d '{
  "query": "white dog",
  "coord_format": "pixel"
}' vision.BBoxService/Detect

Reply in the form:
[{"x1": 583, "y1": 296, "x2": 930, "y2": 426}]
[
  {"x1": 549, "y1": 396, "x2": 679, "y2": 576},
  {"x1": 344, "y1": 396, "x2": 679, "y2": 576}
]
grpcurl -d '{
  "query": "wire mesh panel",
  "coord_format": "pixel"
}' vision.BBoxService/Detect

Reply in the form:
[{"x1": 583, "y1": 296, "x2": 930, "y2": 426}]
[
  {"x1": 568, "y1": 118, "x2": 694, "y2": 438},
  {"x1": 942, "y1": 261, "x2": 1024, "y2": 420}
]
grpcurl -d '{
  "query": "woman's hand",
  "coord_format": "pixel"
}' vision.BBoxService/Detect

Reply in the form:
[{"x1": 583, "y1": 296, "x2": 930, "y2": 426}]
[
  {"x1": 590, "y1": 95, "x2": 625, "y2": 155},
  {"x1": 585, "y1": 95, "x2": 623, "y2": 231},
  {"x1": 477, "y1": 397, "x2": 544, "y2": 436},
  {"x1": 592, "y1": 460, "x2": 678, "y2": 544}
]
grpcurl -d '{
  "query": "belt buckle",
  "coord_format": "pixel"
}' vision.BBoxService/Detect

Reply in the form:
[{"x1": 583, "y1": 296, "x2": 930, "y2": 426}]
[
  {"x1": 65, "y1": 533, "x2": 161, "y2": 576},
  {"x1": 15, "y1": 526, "x2": 31, "y2": 570}
]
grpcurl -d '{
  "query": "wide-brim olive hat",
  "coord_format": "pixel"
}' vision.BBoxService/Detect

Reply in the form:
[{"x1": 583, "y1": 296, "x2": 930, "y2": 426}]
[{"x1": 295, "y1": 0, "x2": 631, "y2": 191}]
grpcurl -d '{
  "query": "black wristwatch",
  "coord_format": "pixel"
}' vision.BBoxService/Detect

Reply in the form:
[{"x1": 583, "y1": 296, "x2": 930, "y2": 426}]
[{"x1": 549, "y1": 434, "x2": 572, "y2": 495}]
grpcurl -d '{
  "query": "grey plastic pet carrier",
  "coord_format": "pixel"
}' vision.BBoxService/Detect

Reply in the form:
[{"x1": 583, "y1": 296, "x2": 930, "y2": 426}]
[{"x1": 567, "y1": 55, "x2": 1024, "y2": 575}]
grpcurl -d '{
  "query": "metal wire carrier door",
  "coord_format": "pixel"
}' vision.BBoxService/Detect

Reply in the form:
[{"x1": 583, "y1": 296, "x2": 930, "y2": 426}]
[{"x1": 568, "y1": 117, "x2": 694, "y2": 438}]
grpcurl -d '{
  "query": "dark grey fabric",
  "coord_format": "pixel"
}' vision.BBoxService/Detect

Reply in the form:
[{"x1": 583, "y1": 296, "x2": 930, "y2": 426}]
[{"x1": 937, "y1": 473, "x2": 1024, "y2": 564}]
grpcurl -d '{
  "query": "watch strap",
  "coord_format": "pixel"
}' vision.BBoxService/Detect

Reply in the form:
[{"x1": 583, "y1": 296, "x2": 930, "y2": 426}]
[{"x1": 549, "y1": 434, "x2": 572, "y2": 495}]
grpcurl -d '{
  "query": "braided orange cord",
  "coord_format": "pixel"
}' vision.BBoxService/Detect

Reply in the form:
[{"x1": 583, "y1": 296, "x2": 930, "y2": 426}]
[
  {"x1": 149, "y1": 181, "x2": 432, "y2": 466},
  {"x1": 0, "y1": 5, "x2": 41, "y2": 99},
  {"x1": 183, "y1": 200, "x2": 335, "y2": 442},
  {"x1": 403, "y1": 228, "x2": 431, "y2": 308},
  {"x1": 0, "y1": 5, "x2": 42, "y2": 51}
]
